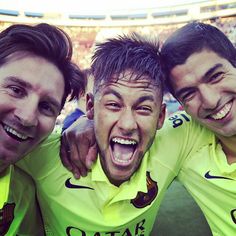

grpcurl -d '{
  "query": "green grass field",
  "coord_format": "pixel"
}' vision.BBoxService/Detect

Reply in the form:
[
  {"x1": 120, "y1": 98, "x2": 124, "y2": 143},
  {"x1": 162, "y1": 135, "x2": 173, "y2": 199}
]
[{"x1": 151, "y1": 180, "x2": 212, "y2": 236}]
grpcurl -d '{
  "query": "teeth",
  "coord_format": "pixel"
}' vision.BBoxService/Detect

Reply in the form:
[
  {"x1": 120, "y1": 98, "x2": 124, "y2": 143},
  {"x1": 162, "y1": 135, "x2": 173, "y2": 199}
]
[
  {"x1": 112, "y1": 137, "x2": 137, "y2": 145},
  {"x1": 4, "y1": 125, "x2": 28, "y2": 140},
  {"x1": 211, "y1": 102, "x2": 232, "y2": 120}
]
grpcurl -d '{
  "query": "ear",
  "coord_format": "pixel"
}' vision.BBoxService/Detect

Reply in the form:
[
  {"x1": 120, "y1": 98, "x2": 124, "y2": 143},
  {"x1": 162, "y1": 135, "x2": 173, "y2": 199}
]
[
  {"x1": 86, "y1": 93, "x2": 94, "y2": 120},
  {"x1": 156, "y1": 103, "x2": 166, "y2": 130}
]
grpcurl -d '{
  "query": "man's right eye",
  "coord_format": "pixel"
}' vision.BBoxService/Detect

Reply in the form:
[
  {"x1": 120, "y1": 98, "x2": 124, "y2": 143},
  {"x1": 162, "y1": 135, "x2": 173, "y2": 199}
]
[
  {"x1": 39, "y1": 102, "x2": 57, "y2": 117},
  {"x1": 8, "y1": 85, "x2": 25, "y2": 97},
  {"x1": 181, "y1": 91, "x2": 195, "y2": 103},
  {"x1": 105, "y1": 102, "x2": 120, "y2": 110}
]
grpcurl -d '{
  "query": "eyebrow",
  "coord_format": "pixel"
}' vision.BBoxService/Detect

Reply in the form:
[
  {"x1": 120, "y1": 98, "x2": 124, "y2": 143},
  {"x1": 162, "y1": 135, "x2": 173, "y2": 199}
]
[
  {"x1": 175, "y1": 63, "x2": 224, "y2": 98},
  {"x1": 5, "y1": 76, "x2": 33, "y2": 89},
  {"x1": 135, "y1": 95, "x2": 155, "y2": 104},
  {"x1": 203, "y1": 63, "x2": 223, "y2": 80},
  {"x1": 102, "y1": 88, "x2": 122, "y2": 100},
  {"x1": 175, "y1": 86, "x2": 193, "y2": 99},
  {"x1": 102, "y1": 87, "x2": 156, "y2": 104},
  {"x1": 5, "y1": 76, "x2": 62, "y2": 110}
]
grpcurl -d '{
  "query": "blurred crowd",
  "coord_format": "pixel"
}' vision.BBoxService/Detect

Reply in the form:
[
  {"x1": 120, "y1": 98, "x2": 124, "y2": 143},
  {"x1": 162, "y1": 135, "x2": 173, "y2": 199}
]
[{"x1": 60, "y1": 16, "x2": 236, "y2": 70}]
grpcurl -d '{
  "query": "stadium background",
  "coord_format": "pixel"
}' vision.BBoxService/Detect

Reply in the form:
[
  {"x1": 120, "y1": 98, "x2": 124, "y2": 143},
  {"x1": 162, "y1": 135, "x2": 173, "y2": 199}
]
[{"x1": 0, "y1": 0, "x2": 235, "y2": 235}]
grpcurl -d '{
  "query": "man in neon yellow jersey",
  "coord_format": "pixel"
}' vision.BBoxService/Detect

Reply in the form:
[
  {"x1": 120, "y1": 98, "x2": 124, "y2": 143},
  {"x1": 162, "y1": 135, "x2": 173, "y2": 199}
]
[
  {"x1": 161, "y1": 21, "x2": 236, "y2": 236},
  {"x1": 61, "y1": 22, "x2": 236, "y2": 236},
  {"x1": 18, "y1": 34, "x2": 210, "y2": 235},
  {"x1": 0, "y1": 23, "x2": 85, "y2": 235}
]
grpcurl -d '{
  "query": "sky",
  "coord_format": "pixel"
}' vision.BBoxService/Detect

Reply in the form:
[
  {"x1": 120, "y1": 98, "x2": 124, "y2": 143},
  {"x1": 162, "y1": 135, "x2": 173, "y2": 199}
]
[{"x1": 0, "y1": 0, "x2": 208, "y2": 14}]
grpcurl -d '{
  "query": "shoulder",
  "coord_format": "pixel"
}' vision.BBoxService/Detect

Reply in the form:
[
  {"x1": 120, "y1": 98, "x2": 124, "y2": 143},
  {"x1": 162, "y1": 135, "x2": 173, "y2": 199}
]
[
  {"x1": 17, "y1": 133, "x2": 61, "y2": 179},
  {"x1": 158, "y1": 111, "x2": 212, "y2": 141},
  {"x1": 148, "y1": 111, "x2": 213, "y2": 166}
]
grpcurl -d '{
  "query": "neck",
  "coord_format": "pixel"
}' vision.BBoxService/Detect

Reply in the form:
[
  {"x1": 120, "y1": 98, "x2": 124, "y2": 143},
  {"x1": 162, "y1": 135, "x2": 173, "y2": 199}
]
[{"x1": 217, "y1": 134, "x2": 236, "y2": 164}]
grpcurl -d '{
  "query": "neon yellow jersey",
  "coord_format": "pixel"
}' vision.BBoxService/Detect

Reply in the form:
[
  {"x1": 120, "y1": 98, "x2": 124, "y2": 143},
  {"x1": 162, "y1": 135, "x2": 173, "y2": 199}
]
[
  {"x1": 0, "y1": 165, "x2": 44, "y2": 236},
  {"x1": 18, "y1": 112, "x2": 209, "y2": 235},
  {"x1": 0, "y1": 166, "x2": 11, "y2": 209},
  {"x1": 177, "y1": 127, "x2": 236, "y2": 236}
]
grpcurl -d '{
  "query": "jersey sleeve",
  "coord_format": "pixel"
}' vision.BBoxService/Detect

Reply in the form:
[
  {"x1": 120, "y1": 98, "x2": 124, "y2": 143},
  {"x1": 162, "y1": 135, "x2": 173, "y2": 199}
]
[
  {"x1": 149, "y1": 111, "x2": 209, "y2": 176},
  {"x1": 16, "y1": 133, "x2": 61, "y2": 181}
]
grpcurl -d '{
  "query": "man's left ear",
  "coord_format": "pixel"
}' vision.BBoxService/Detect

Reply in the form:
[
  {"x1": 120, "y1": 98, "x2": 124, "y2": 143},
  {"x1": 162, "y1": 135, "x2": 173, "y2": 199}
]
[
  {"x1": 86, "y1": 93, "x2": 94, "y2": 120},
  {"x1": 156, "y1": 104, "x2": 166, "y2": 130}
]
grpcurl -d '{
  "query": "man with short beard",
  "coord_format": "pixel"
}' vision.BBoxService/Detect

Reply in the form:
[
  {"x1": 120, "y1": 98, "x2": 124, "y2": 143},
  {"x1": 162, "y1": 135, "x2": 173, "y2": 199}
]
[{"x1": 161, "y1": 22, "x2": 236, "y2": 236}]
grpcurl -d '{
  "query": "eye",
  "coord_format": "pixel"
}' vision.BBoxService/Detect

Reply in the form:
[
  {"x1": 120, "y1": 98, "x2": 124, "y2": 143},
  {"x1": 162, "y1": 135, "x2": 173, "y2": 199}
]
[
  {"x1": 137, "y1": 105, "x2": 152, "y2": 115},
  {"x1": 208, "y1": 72, "x2": 224, "y2": 83},
  {"x1": 8, "y1": 85, "x2": 25, "y2": 97},
  {"x1": 105, "y1": 102, "x2": 121, "y2": 111},
  {"x1": 39, "y1": 102, "x2": 57, "y2": 116},
  {"x1": 181, "y1": 90, "x2": 196, "y2": 103}
]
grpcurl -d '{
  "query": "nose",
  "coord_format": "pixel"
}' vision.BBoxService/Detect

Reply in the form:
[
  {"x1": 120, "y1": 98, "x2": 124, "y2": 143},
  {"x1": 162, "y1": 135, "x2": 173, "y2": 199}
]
[
  {"x1": 14, "y1": 99, "x2": 38, "y2": 127},
  {"x1": 199, "y1": 85, "x2": 219, "y2": 110},
  {"x1": 117, "y1": 108, "x2": 137, "y2": 134}
]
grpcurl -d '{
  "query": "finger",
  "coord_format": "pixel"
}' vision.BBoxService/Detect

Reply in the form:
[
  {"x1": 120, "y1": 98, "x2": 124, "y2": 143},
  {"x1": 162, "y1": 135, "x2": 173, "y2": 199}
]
[
  {"x1": 60, "y1": 135, "x2": 73, "y2": 171},
  {"x1": 60, "y1": 147, "x2": 73, "y2": 171},
  {"x1": 71, "y1": 164, "x2": 81, "y2": 179},
  {"x1": 62, "y1": 138, "x2": 86, "y2": 178},
  {"x1": 85, "y1": 143, "x2": 98, "y2": 169},
  {"x1": 68, "y1": 133, "x2": 88, "y2": 177}
]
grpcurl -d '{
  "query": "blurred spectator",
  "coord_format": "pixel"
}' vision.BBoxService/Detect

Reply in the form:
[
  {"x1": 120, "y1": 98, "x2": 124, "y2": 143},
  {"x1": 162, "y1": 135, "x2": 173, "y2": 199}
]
[
  {"x1": 62, "y1": 68, "x2": 94, "y2": 131},
  {"x1": 164, "y1": 92, "x2": 183, "y2": 116}
]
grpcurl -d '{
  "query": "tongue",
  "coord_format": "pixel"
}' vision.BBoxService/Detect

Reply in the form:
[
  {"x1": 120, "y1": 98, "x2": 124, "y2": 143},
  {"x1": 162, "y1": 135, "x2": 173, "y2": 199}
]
[{"x1": 113, "y1": 143, "x2": 134, "y2": 161}]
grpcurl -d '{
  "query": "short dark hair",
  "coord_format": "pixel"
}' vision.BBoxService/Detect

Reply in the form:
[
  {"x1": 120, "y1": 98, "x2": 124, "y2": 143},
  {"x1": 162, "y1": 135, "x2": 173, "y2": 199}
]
[
  {"x1": 91, "y1": 33, "x2": 163, "y2": 94},
  {"x1": 0, "y1": 23, "x2": 86, "y2": 108},
  {"x1": 161, "y1": 21, "x2": 236, "y2": 94}
]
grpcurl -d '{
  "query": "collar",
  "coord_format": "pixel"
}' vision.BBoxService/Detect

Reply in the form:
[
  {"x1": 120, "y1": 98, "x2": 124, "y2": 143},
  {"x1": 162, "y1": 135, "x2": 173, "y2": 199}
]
[
  {"x1": 91, "y1": 152, "x2": 149, "y2": 204},
  {"x1": 213, "y1": 135, "x2": 236, "y2": 175}
]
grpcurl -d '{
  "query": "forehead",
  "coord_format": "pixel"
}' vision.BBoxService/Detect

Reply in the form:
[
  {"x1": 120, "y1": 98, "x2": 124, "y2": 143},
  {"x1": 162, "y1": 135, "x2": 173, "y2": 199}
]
[
  {"x1": 96, "y1": 70, "x2": 161, "y2": 93},
  {"x1": 0, "y1": 54, "x2": 65, "y2": 103},
  {"x1": 170, "y1": 50, "x2": 227, "y2": 88}
]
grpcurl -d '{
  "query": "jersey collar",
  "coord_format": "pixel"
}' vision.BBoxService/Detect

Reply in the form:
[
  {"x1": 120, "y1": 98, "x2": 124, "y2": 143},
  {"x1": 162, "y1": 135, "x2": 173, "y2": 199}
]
[{"x1": 91, "y1": 153, "x2": 149, "y2": 203}]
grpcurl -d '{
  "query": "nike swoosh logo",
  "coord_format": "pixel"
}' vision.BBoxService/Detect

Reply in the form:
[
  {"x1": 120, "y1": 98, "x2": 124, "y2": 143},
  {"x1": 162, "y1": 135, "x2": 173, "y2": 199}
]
[
  {"x1": 65, "y1": 178, "x2": 94, "y2": 190},
  {"x1": 231, "y1": 209, "x2": 236, "y2": 224},
  {"x1": 204, "y1": 171, "x2": 233, "y2": 180}
]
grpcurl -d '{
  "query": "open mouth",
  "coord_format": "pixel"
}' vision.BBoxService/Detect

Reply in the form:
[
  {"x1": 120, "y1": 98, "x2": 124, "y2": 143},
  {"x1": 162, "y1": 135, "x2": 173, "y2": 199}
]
[
  {"x1": 208, "y1": 100, "x2": 233, "y2": 120},
  {"x1": 110, "y1": 137, "x2": 137, "y2": 166},
  {"x1": 3, "y1": 124, "x2": 29, "y2": 142}
]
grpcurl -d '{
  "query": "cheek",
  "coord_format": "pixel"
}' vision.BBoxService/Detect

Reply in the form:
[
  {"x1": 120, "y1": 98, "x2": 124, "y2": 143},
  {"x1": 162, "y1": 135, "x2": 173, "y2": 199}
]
[
  {"x1": 142, "y1": 117, "x2": 158, "y2": 135},
  {"x1": 140, "y1": 123, "x2": 157, "y2": 148},
  {"x1": 94, "y1": 108, "x2": 116, "y2": 130},
  {"x1": 94, "y1": 114, "x2": 109, "y2": 147},
  {"x1": 183, "y1": 101, "x2": 199, "y2": 117},
  {"x1": 188, "y1": 108, "x2": 198, "y2": 118},
  {"x1": 38, "y1": 117, "x2": 57, "y2": 138},
  {"x1": 94, "y1": 110, "x2": 118, "y2": 151},
  {"x1": 0, "y1": 96, "x2": 15, "y2": 112}
]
